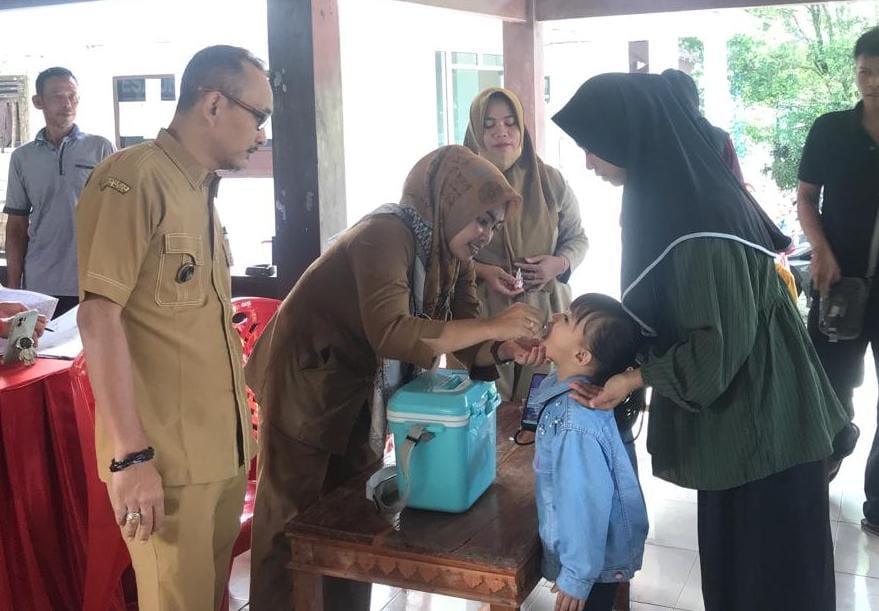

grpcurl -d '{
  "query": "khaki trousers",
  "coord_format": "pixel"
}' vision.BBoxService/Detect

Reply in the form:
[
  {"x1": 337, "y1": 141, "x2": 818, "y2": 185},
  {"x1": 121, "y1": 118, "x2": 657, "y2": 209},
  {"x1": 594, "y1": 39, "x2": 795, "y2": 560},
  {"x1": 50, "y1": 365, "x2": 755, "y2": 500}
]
[
  {"x1": 123, "y1": 467, "x2": 247, "y2": 611},
  {"x1": 249, "y1": 410, "x2": 378, "y2": 611}
]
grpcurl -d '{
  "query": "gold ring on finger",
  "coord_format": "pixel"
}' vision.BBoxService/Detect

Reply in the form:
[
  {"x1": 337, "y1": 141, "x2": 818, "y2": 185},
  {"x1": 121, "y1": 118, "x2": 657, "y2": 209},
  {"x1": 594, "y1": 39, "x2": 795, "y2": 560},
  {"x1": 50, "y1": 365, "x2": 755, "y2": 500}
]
[{"x1": 125, "y1": 511, "x2": 142, "y2": 523}]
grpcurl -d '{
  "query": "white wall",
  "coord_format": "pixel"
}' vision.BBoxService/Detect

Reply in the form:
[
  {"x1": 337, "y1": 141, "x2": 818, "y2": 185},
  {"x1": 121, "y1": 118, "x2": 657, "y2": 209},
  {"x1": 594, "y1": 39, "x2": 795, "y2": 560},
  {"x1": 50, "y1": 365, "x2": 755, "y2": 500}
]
[
  {"x1": 0, "y1": 0, "x2": 269, "y2": 141},
  {"x1": 338, "y1": 0, "x2": 502, "y2": 224},
  {"x1": 0, "y1": 0, "x2": 272, "y2": 266}
]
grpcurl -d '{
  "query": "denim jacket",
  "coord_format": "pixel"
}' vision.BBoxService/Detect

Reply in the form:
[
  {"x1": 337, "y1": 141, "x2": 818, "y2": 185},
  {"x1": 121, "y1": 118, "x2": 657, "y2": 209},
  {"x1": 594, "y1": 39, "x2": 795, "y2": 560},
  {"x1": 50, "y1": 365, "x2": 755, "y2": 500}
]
[{"x1": 531, "y1": 373, "x2": 649, "y2": 600}]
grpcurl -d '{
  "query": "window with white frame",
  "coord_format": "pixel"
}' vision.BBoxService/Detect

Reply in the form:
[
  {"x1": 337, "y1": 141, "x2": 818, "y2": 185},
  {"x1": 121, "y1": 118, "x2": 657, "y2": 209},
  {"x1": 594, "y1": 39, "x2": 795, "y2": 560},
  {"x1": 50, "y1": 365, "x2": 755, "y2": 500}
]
[
  {"x1": 113, "y1": 73, "x2": 273, "y2": 151},
  {"x1": 113, "y1": 75, "x2": 178, "y2": 149},
  {"x1": 434, "y1": 51, "x2": 503, "y2": 146}
]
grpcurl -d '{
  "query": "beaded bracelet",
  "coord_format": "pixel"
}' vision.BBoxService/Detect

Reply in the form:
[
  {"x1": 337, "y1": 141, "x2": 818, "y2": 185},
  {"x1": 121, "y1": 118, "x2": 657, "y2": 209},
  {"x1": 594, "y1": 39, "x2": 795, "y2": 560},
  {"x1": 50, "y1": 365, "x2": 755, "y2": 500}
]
[{"x1": 109, "y1": 446, "x2": 155, "y2": 473}]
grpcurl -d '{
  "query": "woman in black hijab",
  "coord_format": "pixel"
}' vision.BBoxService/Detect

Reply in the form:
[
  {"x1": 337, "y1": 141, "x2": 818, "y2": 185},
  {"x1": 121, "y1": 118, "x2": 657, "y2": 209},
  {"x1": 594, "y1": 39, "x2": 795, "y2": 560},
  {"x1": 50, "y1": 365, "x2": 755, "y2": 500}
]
[{"x1": 553, "y1": 73, "x2": 848, "y2": 611}]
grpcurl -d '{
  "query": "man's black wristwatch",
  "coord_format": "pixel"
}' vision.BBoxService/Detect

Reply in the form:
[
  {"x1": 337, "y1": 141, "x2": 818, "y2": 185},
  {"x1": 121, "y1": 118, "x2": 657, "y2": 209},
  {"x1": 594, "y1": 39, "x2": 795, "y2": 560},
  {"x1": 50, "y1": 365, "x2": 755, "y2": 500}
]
[
  {"x1": 109, "y1": 446, "x2": 155, "y2": 473},
  {"x1": 490, "y1": 340, "x2": 513, "y2": 365}
]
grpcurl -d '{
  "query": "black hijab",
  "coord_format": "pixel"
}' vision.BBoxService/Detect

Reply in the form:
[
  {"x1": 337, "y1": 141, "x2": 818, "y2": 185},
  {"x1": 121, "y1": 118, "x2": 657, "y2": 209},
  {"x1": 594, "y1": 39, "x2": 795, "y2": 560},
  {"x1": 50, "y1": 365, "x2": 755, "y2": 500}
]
[
  {"x1": 660, "y1": 69, "x2": 731, "y2": 157},
  {"x1": 552, "y1": 73, "x2": 790, "y2": 334}
]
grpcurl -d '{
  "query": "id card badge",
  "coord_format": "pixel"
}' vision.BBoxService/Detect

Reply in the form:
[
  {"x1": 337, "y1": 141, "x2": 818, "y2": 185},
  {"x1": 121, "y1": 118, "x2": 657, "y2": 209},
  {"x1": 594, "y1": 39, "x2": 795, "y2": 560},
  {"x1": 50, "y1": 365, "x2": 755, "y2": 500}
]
[{"x1": 3, "y1": 309, "x2": 39, "y2": 366}]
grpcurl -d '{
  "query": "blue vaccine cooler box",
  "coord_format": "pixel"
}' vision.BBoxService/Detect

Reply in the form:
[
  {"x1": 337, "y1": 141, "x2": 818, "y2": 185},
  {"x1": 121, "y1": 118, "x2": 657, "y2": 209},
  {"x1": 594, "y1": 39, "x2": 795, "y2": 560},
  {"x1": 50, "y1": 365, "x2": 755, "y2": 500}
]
[{"x1": 387, "y1": 370, "x2": 500, "y2": 513}]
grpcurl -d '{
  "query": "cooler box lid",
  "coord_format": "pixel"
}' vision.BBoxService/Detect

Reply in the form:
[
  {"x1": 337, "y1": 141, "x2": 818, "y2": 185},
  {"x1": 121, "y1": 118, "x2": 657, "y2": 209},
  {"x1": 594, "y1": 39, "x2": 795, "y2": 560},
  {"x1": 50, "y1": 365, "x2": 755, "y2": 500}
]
[{"x1": 387, "y1": 369, "x2": 496, "y2": 423}]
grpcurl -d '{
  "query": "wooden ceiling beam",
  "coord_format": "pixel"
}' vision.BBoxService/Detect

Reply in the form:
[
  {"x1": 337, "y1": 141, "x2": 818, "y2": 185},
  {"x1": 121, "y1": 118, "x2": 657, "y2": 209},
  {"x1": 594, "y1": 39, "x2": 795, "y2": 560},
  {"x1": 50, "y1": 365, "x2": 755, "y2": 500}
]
[
  {"x1": 392, "y1": 0, "x2": 528, "y2": 22},
  {"x1": 536, "y1": 0, "x2": 821, "y2": 21}
]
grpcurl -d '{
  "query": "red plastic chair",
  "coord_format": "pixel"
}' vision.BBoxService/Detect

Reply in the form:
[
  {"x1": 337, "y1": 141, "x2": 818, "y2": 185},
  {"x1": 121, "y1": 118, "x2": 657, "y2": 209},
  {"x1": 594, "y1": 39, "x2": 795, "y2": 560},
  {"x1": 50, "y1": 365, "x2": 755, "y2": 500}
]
[
  {"x1": 228, "y1": 297, "x2": 281, "y2": 556},
  {"x1": 231, "y1": 297, "x2": 282, "y2": 431},
  {"x1": 70, "y1": 354, "x2": 134, "y2": 611},
  {"x1": 230, "y1": 297, "x2": 281, "y2": 362}
]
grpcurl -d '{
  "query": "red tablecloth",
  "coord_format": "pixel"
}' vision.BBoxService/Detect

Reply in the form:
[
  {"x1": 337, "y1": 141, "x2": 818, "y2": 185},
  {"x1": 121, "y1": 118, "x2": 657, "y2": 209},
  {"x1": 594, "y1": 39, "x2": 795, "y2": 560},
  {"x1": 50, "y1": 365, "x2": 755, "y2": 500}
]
[{"x1": 0, "y1": 359, "x2": 129, "y2": 610}]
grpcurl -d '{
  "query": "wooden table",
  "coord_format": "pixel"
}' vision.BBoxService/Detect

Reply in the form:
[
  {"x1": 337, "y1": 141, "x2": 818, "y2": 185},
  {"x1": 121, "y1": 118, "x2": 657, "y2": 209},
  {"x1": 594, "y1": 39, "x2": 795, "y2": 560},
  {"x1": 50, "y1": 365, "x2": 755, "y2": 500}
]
[{"x1": 287, "y1": 402, "x2": 541, "y2": 610}]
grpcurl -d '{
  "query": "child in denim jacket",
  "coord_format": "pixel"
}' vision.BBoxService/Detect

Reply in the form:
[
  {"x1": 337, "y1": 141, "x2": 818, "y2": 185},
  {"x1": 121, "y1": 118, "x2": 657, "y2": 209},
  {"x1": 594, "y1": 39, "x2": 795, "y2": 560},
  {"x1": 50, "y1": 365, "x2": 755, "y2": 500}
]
[{"x1": 529, "y1": 293, "x2": 648, "y2": 611}]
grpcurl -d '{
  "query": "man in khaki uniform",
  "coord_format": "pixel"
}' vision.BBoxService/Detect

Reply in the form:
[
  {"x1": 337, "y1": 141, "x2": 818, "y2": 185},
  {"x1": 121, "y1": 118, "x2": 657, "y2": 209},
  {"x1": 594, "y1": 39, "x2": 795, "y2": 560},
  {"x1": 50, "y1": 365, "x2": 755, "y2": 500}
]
[{"x1": 76, "y1": 45, "x2": 272, "y2": 610}]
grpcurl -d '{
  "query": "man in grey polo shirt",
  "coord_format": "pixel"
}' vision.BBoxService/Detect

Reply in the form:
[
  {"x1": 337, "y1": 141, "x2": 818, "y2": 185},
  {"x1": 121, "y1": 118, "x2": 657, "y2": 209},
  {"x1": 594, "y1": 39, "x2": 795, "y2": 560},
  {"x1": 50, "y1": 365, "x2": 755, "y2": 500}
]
[{"x1": 4, "y1": 67, "x2": 114, "y2": 315}]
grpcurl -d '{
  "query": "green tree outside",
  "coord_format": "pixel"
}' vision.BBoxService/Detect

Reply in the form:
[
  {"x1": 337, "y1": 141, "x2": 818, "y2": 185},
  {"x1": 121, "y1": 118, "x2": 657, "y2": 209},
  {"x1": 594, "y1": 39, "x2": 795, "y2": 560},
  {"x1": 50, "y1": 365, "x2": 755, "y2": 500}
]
[{"x1": 727, "y1": 3, "x2": 879, "y2": 192}]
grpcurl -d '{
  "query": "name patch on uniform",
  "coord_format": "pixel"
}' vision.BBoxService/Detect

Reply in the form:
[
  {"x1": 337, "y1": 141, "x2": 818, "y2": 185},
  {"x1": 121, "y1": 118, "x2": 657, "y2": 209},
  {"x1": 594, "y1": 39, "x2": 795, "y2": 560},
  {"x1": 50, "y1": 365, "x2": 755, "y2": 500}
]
[{"x1": 100, "y1": 177, "x2": 131, "y2": 194}]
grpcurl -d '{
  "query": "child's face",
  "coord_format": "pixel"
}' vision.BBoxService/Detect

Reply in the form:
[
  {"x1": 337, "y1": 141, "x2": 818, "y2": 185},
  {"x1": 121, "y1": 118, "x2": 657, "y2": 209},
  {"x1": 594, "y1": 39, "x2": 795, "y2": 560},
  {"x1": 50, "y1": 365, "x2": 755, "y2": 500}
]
[{"x1": 542, "y1": 310, "x2": 592, "y2": 368}]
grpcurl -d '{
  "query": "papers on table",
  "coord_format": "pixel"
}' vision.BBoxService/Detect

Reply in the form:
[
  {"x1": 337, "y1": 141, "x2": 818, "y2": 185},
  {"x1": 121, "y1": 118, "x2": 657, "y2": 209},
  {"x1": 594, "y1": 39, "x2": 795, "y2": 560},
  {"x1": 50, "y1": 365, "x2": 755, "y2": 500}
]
[
  {"x1": 0, "y1": 288, "x2": 58, "y2": 319},
  {"x1": 36, "y1": 306, "x2": 82, "y2": 360},
  {"x1": 0, "y1": 288, "x2": 59, "y2": 355}
]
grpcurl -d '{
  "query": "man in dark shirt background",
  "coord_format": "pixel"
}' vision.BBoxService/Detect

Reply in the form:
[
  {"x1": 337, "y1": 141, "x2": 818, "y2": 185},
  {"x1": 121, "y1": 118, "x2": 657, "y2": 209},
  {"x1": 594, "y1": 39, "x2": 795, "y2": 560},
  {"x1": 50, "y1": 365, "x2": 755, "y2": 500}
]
[{"x1": 797, "y1": 26, "x2": 879, "y2": 534}]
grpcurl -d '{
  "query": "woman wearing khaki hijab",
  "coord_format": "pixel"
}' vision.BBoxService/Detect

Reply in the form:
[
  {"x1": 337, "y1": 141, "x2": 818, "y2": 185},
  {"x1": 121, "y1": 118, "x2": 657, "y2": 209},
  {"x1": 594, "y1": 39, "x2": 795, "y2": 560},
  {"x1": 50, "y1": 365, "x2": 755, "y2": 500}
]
[
  {"x1": 244, "y1": 145, "x2": 544, "y2": 611},
  {"x1": 464, "y1": 88, "x2": 588, "y2": 401}
]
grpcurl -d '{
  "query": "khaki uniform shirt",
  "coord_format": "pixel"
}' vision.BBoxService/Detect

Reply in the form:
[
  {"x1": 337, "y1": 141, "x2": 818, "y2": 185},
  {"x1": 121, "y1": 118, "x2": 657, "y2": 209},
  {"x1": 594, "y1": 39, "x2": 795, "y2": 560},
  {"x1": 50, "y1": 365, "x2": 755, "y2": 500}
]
[
  {"x1": 76, "y1": 129, "x2": 255, "y2": 485},
  {"x1": 245, "y1": 215, "x2": 483, "y2": 454}
]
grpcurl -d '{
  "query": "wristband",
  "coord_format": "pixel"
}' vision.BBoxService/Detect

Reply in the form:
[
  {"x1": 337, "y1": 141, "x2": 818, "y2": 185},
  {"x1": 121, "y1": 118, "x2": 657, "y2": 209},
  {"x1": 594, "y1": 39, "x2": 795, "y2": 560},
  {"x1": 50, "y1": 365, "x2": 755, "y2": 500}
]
[
  {"x1": 490, "y1": 340, "x2": 513, "y2": 365},
  {"x1": 109, "y1": 446, "x2": 155, "y2": 473}
]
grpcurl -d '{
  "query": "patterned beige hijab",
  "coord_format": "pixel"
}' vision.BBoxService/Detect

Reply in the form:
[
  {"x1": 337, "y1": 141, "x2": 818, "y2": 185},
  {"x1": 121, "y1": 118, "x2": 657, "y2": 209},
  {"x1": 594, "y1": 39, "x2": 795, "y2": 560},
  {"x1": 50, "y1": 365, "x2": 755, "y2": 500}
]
[
  {"x1": 400, "y1": 145, "x2": 522, "y2": 318},
  {"x1": 463, "y1": 88, "x2": 560, "y2": 291}
]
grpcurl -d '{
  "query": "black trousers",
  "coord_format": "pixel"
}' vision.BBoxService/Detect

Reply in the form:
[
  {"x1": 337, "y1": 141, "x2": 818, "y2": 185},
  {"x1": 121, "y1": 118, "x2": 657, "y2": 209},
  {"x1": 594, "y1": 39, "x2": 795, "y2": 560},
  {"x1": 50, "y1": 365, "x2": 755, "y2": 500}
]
[
  {"x1": 808, "y1": 300, "x2": 879, "y2": 520},
  {"x1": 698, "y1": 460, "x2": 835, "y2": 611}
]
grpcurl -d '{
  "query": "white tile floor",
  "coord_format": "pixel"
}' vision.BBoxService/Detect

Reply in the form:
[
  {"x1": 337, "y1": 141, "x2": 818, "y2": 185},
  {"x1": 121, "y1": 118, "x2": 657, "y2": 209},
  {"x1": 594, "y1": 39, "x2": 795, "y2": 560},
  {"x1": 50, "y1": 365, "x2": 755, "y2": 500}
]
[{"x1": 228, "y1": 354, "x2": 879, "y2": 611}]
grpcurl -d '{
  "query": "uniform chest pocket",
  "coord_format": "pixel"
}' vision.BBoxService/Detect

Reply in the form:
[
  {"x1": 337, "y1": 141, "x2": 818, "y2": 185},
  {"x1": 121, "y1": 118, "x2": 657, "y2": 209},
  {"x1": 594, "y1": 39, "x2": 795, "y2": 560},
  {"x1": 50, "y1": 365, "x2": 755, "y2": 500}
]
[{"x1": 155, "y1": 233, "x2": 206, "y2": 307}]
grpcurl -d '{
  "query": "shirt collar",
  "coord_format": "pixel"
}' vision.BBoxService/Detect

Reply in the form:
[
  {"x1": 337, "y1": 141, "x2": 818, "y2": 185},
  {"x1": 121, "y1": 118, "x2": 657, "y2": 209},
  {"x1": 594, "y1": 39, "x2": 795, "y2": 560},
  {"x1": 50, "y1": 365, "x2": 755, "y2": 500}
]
[
  {"x1": 848, "y1": 101, "x2": 865, "y2": 132},
  {"x1": 846, "y1": 102, "x2": 879, "y2": 151},
  {"x1": 154, "y1": 128, "x2": 215, "y2": 190},
  {"x1": 530, "y1": 371, "x2": 596, "y2": 405},
  {"x1": 34, "y1": 124, "x2": 82, "y2": 146}
]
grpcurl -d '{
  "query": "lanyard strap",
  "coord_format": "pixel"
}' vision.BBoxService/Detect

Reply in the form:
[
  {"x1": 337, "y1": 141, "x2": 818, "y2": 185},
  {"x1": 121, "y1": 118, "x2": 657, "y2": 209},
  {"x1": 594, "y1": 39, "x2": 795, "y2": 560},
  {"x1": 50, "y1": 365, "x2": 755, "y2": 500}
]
[{"x1": 365, "y1": 424, "x2": 432, "y2": 529}]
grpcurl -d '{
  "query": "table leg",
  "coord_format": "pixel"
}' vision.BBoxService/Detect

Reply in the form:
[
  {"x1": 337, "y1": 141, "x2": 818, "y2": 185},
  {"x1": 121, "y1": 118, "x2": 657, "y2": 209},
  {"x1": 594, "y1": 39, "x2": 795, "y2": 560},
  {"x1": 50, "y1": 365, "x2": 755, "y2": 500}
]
[{"x1": 292, "y1": 569, "x2": 323, "y2": 611}]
